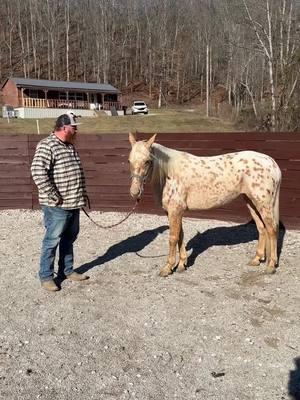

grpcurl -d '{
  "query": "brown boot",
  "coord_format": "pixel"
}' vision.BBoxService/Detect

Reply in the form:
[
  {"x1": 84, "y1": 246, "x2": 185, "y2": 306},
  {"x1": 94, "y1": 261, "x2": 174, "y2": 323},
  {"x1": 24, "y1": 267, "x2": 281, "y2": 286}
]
[
  {"x1": 66, "y1": 272, "x2": 88, "y2": 282},
  {"x1": 41, "y1": 279, "x2": 59, "y2": 292}
]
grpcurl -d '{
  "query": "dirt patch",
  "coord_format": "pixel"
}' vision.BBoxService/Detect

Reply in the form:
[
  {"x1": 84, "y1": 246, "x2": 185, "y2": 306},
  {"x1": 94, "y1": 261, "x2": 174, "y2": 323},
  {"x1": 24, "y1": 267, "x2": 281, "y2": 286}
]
[{"x1": 0, "y1": 210, "x2": 300, "y2": 400}]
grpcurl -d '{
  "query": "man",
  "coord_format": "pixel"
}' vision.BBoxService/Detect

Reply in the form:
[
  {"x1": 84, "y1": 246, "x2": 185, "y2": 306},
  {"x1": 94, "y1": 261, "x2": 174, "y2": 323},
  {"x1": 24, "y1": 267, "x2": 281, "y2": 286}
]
[{"x1": 31, "y1": 113, "x2": 88, "y2": 292}]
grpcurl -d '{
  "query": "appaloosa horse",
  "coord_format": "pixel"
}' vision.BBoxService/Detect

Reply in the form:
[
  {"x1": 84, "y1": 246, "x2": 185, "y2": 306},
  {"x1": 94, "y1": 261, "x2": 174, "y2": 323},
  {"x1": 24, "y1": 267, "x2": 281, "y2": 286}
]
[{"x1": 128, "y1": 133, "x2": 282, "y2": 277}]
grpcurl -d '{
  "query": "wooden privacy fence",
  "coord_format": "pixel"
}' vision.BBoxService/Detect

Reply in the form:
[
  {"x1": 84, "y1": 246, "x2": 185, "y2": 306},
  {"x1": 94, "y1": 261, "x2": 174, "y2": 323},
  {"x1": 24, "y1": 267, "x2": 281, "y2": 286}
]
[{"x1": 0, "y1": 132, "x2": 299, "y2": 229}]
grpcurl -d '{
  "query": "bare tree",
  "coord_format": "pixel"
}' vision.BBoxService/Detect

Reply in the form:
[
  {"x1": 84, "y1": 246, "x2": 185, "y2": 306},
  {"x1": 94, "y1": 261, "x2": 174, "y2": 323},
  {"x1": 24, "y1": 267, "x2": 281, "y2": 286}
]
[
  {"x1": 65, "y1": 0, "x2": 70, "y2": 81},
  {"x1": 0, "y1": 0, "x2": 299, "y2": 129}
]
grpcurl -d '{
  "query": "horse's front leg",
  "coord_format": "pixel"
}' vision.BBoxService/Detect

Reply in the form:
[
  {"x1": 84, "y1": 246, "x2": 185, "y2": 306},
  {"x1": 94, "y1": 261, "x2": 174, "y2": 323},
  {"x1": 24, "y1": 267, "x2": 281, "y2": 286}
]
[{"x1": 159, "y1": 210, "x2": 183, "y2": 277}]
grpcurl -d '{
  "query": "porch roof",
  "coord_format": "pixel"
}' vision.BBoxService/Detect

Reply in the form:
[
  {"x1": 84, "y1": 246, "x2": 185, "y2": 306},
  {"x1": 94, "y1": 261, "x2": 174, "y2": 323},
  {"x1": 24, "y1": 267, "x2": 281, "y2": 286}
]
[{"x1": 3, "y1": 77, "x2": 120, "y2": 94}]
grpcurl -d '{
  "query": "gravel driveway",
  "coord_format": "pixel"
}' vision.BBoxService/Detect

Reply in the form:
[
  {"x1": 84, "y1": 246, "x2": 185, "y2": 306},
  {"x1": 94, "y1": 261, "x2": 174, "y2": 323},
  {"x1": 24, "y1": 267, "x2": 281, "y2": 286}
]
[{"x1": 0, "y1": 210, "x2": 299, "y2": 400}]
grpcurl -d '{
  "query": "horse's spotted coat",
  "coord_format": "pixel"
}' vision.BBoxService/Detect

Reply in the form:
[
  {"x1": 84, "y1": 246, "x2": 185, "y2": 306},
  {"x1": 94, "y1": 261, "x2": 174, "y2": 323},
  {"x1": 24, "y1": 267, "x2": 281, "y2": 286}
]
[{"x1": 129, "y1": 134, "x2": 282, "y2": 276}]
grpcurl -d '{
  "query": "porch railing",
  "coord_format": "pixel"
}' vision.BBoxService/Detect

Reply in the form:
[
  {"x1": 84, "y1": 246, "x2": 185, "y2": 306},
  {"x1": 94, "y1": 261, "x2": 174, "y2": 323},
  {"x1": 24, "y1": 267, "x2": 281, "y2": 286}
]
[
  {"x1": 102, "y1": 101, "x2": 122, "y2": 110},
  {"x1": 22, "y1": 98, "x2": 89, "y2": 109},
  {"x1": 22, "y1": 98, "x2": 122, "y2": 110}
]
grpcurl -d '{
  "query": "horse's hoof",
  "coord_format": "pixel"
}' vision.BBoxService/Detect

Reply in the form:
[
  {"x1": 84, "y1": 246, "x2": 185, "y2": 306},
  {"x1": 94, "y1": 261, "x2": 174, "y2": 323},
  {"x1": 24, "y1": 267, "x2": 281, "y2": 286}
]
[
  {"x1": 159, "y1": 268, "x2": 172, "y2": 277},
  {"x1": 266, "y1": 266, "x2": 276, "y2": 274},
  {"x1": 177, "y1": 265, "x2": 186, "y2": 273},
  {"x1": 248, "y1": 258, "x2": 260, "y2": 267}
]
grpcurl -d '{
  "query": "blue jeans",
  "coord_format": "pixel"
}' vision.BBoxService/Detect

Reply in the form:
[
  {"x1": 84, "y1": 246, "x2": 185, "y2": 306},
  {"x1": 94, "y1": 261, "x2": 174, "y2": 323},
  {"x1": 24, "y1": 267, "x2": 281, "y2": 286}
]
[{"x1": 39, "y1": 206, "x2": 80, "y2": 281}]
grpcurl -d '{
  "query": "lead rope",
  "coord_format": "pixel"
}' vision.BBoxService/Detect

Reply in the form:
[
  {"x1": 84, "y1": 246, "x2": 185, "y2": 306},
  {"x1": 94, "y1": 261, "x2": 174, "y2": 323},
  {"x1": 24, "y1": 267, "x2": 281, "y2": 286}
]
[{"x1": 81, "y1": 197, "x2": 139, "y2": 229}]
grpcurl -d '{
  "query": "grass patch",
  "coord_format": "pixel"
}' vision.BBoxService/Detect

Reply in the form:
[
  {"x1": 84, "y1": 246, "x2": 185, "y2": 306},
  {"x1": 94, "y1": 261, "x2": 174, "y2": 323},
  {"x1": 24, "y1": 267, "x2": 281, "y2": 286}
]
[{"x1": 0, "y1": 108, "x2": 239, "y2": 135}]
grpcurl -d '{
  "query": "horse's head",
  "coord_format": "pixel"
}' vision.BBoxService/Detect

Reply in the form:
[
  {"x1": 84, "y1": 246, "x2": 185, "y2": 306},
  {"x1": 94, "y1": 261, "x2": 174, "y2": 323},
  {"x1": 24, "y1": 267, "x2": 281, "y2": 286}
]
[{"x1": 128, "y1": 132, "x2": 156, "y2": 199}]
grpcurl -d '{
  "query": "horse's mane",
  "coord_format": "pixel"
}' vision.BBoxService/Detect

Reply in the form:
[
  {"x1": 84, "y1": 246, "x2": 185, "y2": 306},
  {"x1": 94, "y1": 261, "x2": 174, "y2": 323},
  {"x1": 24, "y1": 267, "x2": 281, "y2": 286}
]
[{"x1": 150, "y1": 143, "x2": 181, "y2": 205}]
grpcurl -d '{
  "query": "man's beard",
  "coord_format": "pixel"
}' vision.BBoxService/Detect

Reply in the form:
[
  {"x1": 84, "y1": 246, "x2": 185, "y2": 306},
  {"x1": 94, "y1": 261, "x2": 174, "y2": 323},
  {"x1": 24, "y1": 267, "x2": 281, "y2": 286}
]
[{"x1": 67, "y1": 132, "x2": 77, "y2": 144}]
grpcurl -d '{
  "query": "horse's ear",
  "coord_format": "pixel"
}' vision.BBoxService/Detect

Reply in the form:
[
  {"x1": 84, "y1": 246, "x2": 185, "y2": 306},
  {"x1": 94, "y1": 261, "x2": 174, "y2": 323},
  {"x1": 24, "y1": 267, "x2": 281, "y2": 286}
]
[
  {"x1": 129, "y1": 132, "x2": 136, "y2": 146},
  {"x1": 146, "y1": 134, "x2": 157, "y2": 149}
]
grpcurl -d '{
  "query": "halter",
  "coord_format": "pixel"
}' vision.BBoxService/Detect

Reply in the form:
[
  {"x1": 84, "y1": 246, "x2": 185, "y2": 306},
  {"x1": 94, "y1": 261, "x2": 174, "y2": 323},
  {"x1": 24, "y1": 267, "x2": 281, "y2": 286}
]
[
  {"x1": 130, "y1": 173, "x2": 146, "y2": 182},
  {"x1": 130, "y1": 160, "x2": 153, "y2": 183}
]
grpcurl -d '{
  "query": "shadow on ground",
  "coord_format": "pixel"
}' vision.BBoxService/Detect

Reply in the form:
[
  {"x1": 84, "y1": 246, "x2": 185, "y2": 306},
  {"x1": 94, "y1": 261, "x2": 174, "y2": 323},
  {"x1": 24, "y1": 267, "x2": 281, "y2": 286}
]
[
  {"x1": 289, "y1": 357, "x2": 300, "y2": 400},
  {"x1": 76, "y1": 225, "x2": 169, "y2": 274},
  {"x1": 185, "y1": 220, "x2": 285, "y2": 268},
  {"x1": 76, "y1": 220, "x2": 285, "y2": 274}
]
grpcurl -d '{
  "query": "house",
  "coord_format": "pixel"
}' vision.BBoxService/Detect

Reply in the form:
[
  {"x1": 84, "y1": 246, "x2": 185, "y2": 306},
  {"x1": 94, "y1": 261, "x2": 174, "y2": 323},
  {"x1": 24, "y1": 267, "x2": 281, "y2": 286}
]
[{"x1": 1, "y1": 77, "x2": 122, "y2": 118}]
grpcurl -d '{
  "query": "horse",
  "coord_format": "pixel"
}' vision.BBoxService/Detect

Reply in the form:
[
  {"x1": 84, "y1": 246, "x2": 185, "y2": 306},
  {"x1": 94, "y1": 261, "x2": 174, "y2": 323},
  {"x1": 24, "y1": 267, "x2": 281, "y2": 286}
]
[{"x1": 128, "y1": 133, "x2": 282, "y2": 277}]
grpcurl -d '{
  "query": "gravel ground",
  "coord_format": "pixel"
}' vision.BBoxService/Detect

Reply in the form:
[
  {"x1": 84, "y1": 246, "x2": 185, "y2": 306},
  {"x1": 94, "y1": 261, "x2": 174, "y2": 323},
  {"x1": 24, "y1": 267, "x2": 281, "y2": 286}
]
[{"x1": 0, "y1": 209, "x2": 299, "y2": 400}]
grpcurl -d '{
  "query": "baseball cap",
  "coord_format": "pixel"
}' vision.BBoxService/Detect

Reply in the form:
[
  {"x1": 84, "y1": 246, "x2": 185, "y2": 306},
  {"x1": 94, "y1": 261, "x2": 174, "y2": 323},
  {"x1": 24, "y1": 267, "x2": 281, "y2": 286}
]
[
  {"x1": 67, "y1": 112, "x2": 81, "y2": 126},
  {"x1": 54, "y1": 113, "x2": 81, "y2": 130}
]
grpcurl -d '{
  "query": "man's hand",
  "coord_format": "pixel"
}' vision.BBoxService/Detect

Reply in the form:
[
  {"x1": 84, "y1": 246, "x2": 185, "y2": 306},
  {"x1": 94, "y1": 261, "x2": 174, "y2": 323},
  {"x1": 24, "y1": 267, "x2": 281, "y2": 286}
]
[
  {"x1": 49, "y1": 191, "x2": 63, "y2": 206},
  {"x1": 55, "y1": 196, "x2": 63, "y2": 206}
]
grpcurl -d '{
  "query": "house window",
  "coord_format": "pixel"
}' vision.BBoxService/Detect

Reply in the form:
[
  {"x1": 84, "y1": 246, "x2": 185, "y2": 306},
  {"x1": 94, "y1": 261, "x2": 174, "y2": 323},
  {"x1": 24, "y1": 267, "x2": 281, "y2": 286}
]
[
  {"x1": 28, "y1": 89, "x2": 45, "y2": 99},
  {"x1": 57, "y1": 92, "x2": 85, "y2": 101},
  {"x1": 58, "y1": 92, "x2": 67, "y2": 100},
  {"x1": 68, "y1": 92, "x2": 84, "y2": 100}
]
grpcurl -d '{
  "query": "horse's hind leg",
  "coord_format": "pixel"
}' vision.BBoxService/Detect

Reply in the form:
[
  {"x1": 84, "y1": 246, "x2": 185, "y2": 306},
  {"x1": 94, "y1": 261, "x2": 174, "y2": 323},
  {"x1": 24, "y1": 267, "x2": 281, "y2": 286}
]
[
  {"x1": 257, "y1": 181, "x2": 280, "y2": 274},
  {"x1": 244, "y1": 197, "x2": 267, "y2": 266},
  {"x1": 159, "y1": 209, "x2": 183, "y2": 277},
  {"x1": 259, "y1": 207, "x2": 278, "y2": 274},
  {"x1": 177, "y1": 226, "x2": 187, "y2": 273}
]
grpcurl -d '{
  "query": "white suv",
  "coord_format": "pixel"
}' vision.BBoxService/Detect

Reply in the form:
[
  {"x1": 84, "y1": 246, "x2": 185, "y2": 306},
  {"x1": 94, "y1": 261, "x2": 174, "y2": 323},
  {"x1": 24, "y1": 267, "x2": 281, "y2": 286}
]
[{"x1": 131, "y1": 101, "x2": 148, "y2": 115}]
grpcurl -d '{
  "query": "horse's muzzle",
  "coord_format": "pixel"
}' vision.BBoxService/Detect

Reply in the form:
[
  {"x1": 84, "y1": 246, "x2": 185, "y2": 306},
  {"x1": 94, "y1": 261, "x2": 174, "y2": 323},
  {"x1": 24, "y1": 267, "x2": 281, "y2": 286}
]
[
  {"x1": 130, "y1": 185, "x2": 143, "y2": 199},
  {"x1": 130, "y1": 178, "x2": 145, "y2": 199}
]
